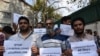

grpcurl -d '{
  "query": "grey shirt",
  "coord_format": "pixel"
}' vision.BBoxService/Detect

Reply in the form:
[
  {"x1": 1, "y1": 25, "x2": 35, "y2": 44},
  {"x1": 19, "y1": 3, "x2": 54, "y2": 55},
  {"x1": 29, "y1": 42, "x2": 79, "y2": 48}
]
[
  {"x1": 64, "y1": 34, "x2": 96, "y2": 50},
  {"x1": 9, "y1": 31, "x2": 39, "y2": 43}
]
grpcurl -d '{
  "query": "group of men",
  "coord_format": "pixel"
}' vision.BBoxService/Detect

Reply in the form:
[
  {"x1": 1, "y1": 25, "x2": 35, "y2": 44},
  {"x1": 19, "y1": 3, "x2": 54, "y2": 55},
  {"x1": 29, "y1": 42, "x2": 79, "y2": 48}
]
[{"x1": 0, "y1": 16, "x2": 100, "y2": 56}]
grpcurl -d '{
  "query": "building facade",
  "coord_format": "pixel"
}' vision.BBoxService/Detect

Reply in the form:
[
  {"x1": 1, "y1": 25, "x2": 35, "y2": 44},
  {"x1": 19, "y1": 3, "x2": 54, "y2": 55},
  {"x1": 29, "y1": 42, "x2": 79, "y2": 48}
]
[{"x1": 0, "y1": 0, "x2": 34, "y2": 28}]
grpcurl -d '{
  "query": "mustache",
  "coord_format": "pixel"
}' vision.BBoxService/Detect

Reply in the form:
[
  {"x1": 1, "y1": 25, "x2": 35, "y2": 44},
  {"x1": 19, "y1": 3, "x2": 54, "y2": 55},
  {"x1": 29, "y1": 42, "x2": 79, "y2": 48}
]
[{"x1": 47, "y1": 29, "x2": 54, "y2": 34}]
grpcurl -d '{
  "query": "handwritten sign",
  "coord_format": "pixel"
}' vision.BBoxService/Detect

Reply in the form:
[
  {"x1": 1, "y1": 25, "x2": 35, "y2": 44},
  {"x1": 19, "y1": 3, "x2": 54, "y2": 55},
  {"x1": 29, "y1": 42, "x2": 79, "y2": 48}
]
[
  {"x1": 70, "y1": 41, "x2": 98, "y2": 56},
  {"x1": 4, "y1": 41, "x2": 32, "y2": 56},
  {"x1": 40, "y1": 48, "x2": 62, "y2": 56},
  {"x1": 60, "y1": 24, "x2": 74, "y2": 36}
]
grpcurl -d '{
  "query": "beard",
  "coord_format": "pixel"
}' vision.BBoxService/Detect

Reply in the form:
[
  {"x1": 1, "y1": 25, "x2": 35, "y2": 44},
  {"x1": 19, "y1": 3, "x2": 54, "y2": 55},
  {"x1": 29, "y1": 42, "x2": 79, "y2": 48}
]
[
  {"x1": 46, "y1": 28, "x2": 54, "y2": 34},
  {"x1": 74, "y1": 29, "x2": 84, "y2": 35},
  {"x1": 20, "y1": 27, "x2": 29, "y2": 33}
]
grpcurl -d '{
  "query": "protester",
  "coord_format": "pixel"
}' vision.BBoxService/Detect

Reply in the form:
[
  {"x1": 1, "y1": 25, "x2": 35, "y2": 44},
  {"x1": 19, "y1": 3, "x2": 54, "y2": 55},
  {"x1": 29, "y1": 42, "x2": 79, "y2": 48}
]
[
  {"x1": 2, "y1": 26, "x2": 15, "y2": 40},
  {"x1": 85, "y1": 29, "x2": 92, "y2": 35},
  {"x1": 7, "y1": 16, "x2": 39, "y2": 56},
  {"x1": 64, "y1": 17, "x2": 100, "y2": 56},
  {"x1": 61, "y1": 16, "x2": 71, "y2": 25},
  {"x1": 60, "y1": 16, "x2": 74, "y2": 37},
  {"x1": 36, "y1": 22, "x2": 43, "y2": 28},
  {"x1": 0, "y1": 32, "x2": 5, "y2": 56},
  {"x1": 9, "y1": 16, "x2": 39, "y2": 41},
  {"x1": 94, "y1": 31, "x2": 99, "y2": 38},
  {"x1": 54, "y1": 28, "x2": 61, "y2": 35},
  {"x1": 12, "y1": 23, "x2": 18, "y2": 33},
  {"x1": 94, "y1": 31, "x2": 100, "y2": 48},
  {"x1": 32, "y1": 19, "x2": 69, "y2": 56}
]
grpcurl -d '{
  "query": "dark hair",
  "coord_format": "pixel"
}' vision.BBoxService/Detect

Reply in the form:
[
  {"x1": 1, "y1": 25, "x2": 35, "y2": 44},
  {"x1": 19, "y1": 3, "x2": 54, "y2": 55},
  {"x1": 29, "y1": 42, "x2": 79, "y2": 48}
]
[
  {"x1": 61, "y1": 16, "x2": 71, "y2": 24},
  {"x1": 37, "y1": 22, "x2": 43, "y2": 25},
  {"x1": 2, "y1": 26, "x2": 15, "y2": 34},
  {"x1": 71, "y1": 17, "x2": 85, "y2": 29},
  {"x1": 36, "y1": 22, "x2": 44, "y2": 28},
  {"x1": 18, "y1": 16, "x2": 29, "y2": 24},
  {"x1": 85, "y1": 29, "x2": 92, "y2": 35}
]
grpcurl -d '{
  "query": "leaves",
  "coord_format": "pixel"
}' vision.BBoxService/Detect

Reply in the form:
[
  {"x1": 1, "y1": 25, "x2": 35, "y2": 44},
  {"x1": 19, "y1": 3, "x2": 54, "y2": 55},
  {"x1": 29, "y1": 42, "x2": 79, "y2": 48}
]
[{"x1": 32, "y1": 0, "x2": 62, "y2": 23}]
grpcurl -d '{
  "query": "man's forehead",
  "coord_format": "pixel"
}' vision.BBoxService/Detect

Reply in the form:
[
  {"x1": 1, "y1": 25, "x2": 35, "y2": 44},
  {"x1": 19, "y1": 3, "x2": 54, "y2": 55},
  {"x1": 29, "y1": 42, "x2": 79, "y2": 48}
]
[
  {"x1": 19, "y1": 19, "x2": 28, "y2": 22},
  {"x1": 46, "y1": 20, "x2": 53, "y2": 23}
]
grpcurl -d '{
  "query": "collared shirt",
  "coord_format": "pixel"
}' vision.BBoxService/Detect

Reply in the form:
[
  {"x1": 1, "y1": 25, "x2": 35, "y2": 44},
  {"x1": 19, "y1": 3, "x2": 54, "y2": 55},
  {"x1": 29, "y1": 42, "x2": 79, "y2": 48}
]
[
  {"x1": 9, "y1": 31, "x2": 40, "y2": 45},
  {"x1": 64, "y1": 34, "x2": 96, "y2": 50},
  {"x1": 36, "y1": 34, "x2": 69, "y2": 48},
  {"x1": 8, "y1": 31, "x2": 40, "y2": 56},
  {"x1": 68, "y1": 34, "x2": 94, "y2": 42}
]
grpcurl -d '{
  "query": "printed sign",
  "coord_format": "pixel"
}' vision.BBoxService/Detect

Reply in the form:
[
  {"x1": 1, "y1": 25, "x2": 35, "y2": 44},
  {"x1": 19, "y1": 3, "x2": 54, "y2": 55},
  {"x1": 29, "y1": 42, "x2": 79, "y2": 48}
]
[
  {"x1": 70, "y1": 41, "x2": 98, "y2": 56},
  {"x1": 34, "y1": 28, "x2": 46, "y2": 36},
  {"x1": 40, "y1": 48, "x2": 61, "y2": 56},
  {"x1": 60, "y1": 24, "x2": 74, "y2": 36},
  {"x1": 4, "y1": 41, "x2": 32, "y2": 56}
]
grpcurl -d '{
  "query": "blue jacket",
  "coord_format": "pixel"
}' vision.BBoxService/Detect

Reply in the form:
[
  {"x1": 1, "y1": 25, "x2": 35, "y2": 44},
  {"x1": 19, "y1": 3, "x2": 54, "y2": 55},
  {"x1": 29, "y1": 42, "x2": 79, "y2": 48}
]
[
  {"x1": 36, "y1": 34, "x2": 69, "y2": 48},
  {"x1": 41, "y1": 34, "x2": 69, "y2": 41}
]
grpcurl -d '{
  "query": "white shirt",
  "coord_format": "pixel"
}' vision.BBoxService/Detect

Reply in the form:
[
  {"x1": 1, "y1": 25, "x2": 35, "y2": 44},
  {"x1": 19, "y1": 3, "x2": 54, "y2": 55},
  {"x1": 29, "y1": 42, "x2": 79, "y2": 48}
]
[{"x1": 9, "y1": 31, "x2": 40, "y2": 45}]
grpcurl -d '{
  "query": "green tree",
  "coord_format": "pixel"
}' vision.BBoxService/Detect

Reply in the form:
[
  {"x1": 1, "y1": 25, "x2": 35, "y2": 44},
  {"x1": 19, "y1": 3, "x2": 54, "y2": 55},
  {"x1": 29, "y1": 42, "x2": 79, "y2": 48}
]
[{"x1": 32, "y1": 0, "x2": 64, "y2": 24}]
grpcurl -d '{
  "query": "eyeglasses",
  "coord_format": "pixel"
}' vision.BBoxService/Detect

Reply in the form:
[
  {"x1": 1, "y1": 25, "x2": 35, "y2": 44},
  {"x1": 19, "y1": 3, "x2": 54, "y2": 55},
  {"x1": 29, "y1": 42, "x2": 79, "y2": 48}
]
[{"x1": 46, "y1": 23, "x2": 53, "y2": 25}]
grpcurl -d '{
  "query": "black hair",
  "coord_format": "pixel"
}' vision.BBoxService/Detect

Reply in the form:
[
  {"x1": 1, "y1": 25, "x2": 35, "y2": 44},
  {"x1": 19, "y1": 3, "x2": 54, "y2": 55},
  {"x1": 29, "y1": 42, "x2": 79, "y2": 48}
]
[
  {"x1": 61, "y1": 16, "x2": 71, "y2": 24},
  {"x1": 37, "y1": 22, "x2": 43, "y2": 25},
  {"x1": 18, "y1": 16, "x2": 29, "y2": 24},
  {"x1": 85, "y1": 29, "x2": 92, "y2": 35},
  {"x1": 36, "y1": 22, "x2": 44, "y2": 27},
  {"x1": 2, "y1": 26, "x2": 15, "y2": 34},
  {"x1": 71, "y1": 17, "x2": 85, "y2": 29}
]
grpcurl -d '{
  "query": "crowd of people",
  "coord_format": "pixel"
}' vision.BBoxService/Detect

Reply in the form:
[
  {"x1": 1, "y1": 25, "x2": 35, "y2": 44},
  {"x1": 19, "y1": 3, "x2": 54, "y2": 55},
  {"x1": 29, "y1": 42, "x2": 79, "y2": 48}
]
[{"x1": 0, "y1": 16, "x2": 100, "y2": 56}]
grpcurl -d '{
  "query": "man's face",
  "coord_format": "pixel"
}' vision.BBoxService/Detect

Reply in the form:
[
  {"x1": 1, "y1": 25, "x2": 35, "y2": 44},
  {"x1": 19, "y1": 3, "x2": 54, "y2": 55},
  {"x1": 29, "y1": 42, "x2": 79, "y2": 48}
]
[
  {"x1": 37, "y1": 24, "x2": 42, "y2": 28},
  {"x1": 19, "y1": 19, "x2": 29, "y2": 32},
  {"x1": 63, "y1": 19, "x2": 71, "y2": 25},
  {"x1": 73, "y1": 20, "x2": 84, "y2": 34},
  {"x1": 45, "y1": 19, "x2": 54, "y2": 34},
  {"x1": 46, "y1": 20, "x2": 54, "y2": 29}
]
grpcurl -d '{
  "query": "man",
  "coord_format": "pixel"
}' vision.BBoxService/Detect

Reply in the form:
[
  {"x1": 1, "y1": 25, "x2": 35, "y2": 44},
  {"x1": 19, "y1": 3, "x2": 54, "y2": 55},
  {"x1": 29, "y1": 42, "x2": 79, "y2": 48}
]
[
  {"x1": 60, "y1": 16, "x2": 74, "y2": 37},
  {"x1": 9, "y1": 16, "x2": 39, "y2": 41},
  {"x1": 64, "y1": 17, "x2": 100, "y2": 56},
  {"x1": 32, "y1": 19, "x2": 68, "y2": 56},
  {"x1": 61, "y1": 16, "x2": 71, "y2": 25},
  {"x1": 94, "y1": 31, "x2": 100, "y2": 49},
  {"x1": 2, "y1": 26, "x2": 15, "y2": 40},
  {"x1": 85, "y1": 29, "x2": 92, "y2": 35},
  {"x1": 36, "y1": 22, "x2": 43, "y2": 28},
  {"x1": 8, "y1": 16, "x2": 39, "y2": 56},
  {"x1": 0, "y1": 32, "x2": 5, "y2": 56}
]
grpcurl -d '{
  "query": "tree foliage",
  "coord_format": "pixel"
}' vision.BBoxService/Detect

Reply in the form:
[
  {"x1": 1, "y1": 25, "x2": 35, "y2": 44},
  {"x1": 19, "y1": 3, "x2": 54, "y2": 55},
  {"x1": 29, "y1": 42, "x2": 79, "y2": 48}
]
[{"x1": 32, "y1": 0, "x2": 62, "y2": 23}]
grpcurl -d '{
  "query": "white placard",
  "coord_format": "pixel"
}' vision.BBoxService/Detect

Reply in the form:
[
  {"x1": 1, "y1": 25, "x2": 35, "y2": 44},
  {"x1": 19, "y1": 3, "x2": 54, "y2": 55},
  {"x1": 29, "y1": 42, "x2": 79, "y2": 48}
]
[
  {"x1": 4, "y1": 41, "x2": 32, "y2": 56},
  {"x1": 13, "y1": 13, "x2": 22, "y2": 24},
  {"x1": 60, "y1": 24, "x2": 74, "y2": 36},
  {"x1": 70, "y1": 40, "x2": 98, "y2": 56},
  {"x1": 54, "y1": 24, "x2": 58, "y2": 30},
  {"x1": 40, "y1": 48, "x2": 62, "y2": 56},
  {"x1": 34, "y1": 28, "x2": 46, "y2": 36}
]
